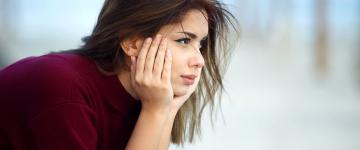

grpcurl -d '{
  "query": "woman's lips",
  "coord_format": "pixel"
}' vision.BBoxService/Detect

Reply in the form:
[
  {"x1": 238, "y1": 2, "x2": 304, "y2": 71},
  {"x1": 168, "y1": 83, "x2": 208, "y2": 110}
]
[{"x1": 180, "y1": 75, "x2": 197, "y2": 85}]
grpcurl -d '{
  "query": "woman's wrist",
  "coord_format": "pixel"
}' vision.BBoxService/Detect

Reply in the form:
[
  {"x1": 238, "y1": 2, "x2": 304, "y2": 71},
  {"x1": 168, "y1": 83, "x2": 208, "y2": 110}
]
[
  {"x1": 140, "y1": 105, "x2": 178, "y2": 121},
  {"x1": 141, "y1": 106, "x2": 170, "y2": 117}
]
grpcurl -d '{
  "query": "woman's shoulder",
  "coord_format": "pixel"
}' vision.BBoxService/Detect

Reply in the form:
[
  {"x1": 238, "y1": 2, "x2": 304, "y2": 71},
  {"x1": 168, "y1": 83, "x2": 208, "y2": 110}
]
[
  {"x1": 1, "y1": 52, "x2": 94, "y2": 80},
  {"x1": 0, "y1": 52, "x2": 98, "y2": 97},
  {"x1": 0, "y1": 52, "x2": 98, "y2": 111}
]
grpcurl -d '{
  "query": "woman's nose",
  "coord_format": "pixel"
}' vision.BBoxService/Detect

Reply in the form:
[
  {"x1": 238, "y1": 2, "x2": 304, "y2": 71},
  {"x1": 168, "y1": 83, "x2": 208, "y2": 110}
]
[{"x1": 189, "y1": 51, "x2": 205, "y2": 68}]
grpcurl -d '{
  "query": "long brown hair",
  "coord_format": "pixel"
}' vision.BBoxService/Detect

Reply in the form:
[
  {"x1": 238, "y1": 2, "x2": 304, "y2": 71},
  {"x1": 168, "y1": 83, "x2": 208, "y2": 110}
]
[{"x1": 67, "y1": 0, "x2": 238, "y2": 145}]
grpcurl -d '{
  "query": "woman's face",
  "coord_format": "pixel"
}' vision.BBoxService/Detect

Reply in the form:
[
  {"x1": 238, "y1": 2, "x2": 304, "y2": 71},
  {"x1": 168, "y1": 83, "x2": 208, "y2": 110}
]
[{"x1": 158, "y1": 9, "x2": 208, "y2": 97}]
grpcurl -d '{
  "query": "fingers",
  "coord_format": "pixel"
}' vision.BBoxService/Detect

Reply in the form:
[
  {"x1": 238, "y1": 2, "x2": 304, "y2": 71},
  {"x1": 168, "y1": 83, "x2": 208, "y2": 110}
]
[
  {"x1": 136, "y1": 37, "x2": 152, "y2": 77},
  {"x1": 133, "y1": 34, "x2": 171, "y2": 83},
  {"x1": 153, "y1": 38, "x2": 168, "y2": 78},
  {"x1": 144, "y1": 34, "x2": 162, "y2": 75},
  {"x1": 161, "y1": 46, "x2": 172, "y2": 82},
  {"x1": 130, "y1": 56, "x2": 136, "y2": 86},
  {"x1": 130, "y1": 35, "x2": 175, "y2": 111}
]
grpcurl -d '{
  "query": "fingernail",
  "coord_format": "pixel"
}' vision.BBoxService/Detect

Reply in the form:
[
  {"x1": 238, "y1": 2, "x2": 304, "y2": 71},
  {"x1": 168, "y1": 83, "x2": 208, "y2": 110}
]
[{"x1": 146, "y1": 37, "x2": 152, "y2": 42}]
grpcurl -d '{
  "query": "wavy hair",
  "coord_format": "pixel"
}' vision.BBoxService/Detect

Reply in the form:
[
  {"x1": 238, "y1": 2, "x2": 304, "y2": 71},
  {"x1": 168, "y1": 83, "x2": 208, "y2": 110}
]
[{"x1": 66, "y1": 0, "x2": 239, "y2": 145}]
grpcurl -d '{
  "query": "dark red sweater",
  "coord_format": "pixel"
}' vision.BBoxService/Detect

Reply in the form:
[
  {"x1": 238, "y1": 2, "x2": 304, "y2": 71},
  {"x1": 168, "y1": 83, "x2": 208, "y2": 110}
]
[{"x1": 0, "y1": 53, "x2": 141, "y2": 150}]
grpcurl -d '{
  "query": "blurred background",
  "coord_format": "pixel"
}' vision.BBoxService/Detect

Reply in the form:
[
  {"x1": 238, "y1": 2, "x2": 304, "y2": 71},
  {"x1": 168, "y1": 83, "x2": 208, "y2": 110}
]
[{"x1": 0, "y1": 0, "x2": 359, "y2": 150}]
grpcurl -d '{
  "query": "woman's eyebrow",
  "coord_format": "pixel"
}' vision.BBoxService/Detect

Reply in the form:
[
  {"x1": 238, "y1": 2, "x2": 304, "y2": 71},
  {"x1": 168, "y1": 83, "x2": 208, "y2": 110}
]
[
  {"x1": 177, "y1": 31, "x2": 197, "y2": 39},
  {"x1": 176, "y1": 31, "x2": 208, "y2": 40}
]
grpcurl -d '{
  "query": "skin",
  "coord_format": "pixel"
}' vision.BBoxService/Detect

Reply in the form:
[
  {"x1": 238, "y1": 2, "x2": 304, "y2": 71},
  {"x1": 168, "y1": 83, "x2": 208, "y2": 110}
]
[
  {"x1": 119, "y1": 9, "x2": 208, "y2": 150},
  {"x1": 118, "y1": 10, "x2": 208, "y2": 112}
]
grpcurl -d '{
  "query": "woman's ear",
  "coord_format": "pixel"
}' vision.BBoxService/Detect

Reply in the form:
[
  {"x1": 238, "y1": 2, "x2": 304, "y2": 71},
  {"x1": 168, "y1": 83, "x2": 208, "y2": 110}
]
[{"x1": 120, "y1": 38, "x2": 144, "y2": 57}]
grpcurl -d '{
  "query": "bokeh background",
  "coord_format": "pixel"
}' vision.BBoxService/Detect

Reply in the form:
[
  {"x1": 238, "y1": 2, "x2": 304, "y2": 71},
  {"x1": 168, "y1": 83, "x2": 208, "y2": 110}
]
[{"x1": 1, "y1": 0, "x2": 359, "y2": 150}]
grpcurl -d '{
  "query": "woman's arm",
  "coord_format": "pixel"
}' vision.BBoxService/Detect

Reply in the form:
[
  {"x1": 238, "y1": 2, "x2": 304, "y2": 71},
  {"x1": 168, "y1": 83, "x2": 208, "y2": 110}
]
[
  {"x1": 125, "y1": 35, "x2": 192, "y2": 150},
  {"x1": 158, "y1": 93, "x2": 192, "y2": 150},
  {"x1": 158, "y1": 111, "x2": 176, "y2": 150},
  {"x1": 125, "y1": 35, "x2": 176, "y2": 150},
  {"x1": 125, "y1": 109, "x2": 170, "y2": 150}
]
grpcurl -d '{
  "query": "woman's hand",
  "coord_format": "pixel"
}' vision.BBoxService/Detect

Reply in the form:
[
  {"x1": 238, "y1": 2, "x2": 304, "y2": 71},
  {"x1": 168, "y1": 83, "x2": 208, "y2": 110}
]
[{"x1": 130, "y1": 34, "x2": 174, "y2": 114}]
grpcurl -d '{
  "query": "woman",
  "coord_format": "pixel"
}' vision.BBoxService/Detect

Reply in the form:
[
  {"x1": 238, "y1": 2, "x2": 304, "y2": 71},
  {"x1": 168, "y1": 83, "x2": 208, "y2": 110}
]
[{"x1": 0, "y1": 0, "x2": 238, "y2": 149}]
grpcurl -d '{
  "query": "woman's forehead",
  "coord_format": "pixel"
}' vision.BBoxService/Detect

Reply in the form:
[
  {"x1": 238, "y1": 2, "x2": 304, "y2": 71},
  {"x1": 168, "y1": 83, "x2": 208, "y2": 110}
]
[{"x1": 159, "y1": 10, "x2": 209, "y2": 38}]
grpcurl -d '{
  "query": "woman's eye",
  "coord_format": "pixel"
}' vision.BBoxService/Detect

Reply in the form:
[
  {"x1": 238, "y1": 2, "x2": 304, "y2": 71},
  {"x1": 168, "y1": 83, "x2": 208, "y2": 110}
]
[{"x1": 175, "y1": 38, "x2": 191, "y2": 44}]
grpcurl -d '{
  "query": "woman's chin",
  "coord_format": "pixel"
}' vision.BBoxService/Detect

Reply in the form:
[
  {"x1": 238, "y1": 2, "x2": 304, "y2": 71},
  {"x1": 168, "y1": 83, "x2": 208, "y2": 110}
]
[
  {"x1": 173, "y1": 85, "x2": 196, "y2": 97},
  {"x1": 173, "y1": 89, "x2": 187, "y2": 97},
  {"x1": 172, "y1": 79, "x2": 198, "y2": 97}
]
